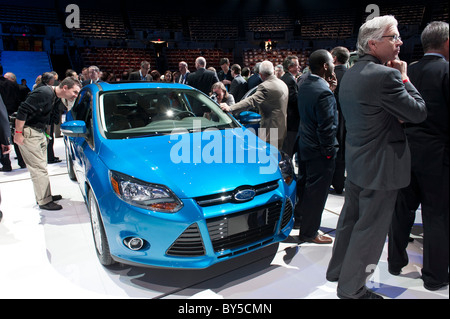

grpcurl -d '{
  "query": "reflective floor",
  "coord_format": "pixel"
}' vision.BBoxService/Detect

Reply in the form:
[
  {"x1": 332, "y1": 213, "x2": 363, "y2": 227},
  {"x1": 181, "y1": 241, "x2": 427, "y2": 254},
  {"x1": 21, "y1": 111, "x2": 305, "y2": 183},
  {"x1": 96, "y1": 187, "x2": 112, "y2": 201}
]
[{"x1": 0, "y1": 137, "x2": 448, "y2": 299}]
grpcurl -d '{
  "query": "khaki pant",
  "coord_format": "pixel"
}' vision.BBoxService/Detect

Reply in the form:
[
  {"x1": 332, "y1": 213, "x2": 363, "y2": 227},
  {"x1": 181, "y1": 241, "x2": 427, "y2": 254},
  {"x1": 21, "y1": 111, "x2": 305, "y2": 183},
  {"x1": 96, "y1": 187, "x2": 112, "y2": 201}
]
[{"x1": 18, "y1": 126, "x2": 52, "y2": 206}]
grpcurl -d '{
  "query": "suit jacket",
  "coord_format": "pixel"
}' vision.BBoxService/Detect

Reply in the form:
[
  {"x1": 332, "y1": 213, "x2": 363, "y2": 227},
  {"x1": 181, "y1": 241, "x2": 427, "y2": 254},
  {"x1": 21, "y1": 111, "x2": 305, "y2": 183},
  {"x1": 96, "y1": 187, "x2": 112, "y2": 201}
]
[
  {"x1": 0, "y1": 95, "x2": 11, "y2": 145},
  {"x1": 231, "y1": 75, "x2": 288, "y2": 148},
  {"x1": 334, "y1": 64, "x2": 348, "y2": 152},
  {"x1": 0, "y1": 76, "x2": 21, "y2": 114},
  {"x1": 178, "y1": 72, "x2": 190, "y2": 84},
  {"x1": 229, "y1": 74, "x2": 248, "y2": 102},
  {"x1": 281, "y1": 72, "x2": 299, "y2": 132},
  {"x1": 186, "y1": 68, "x2": 219, "y2": 95},
  {"x1": 297, "y1": 74, "x2": 338, "y2": 161},
  {"x1": 339, "y1": 54, "x2": 427, "y2": 190},
  {"x1": 406, "y1": 54, "x2": 449, "y2": 174},
  {"x1": 247, "y1": 73, "x2": 262, "y2": 90},
  {"x1": 217, "y1": 69, "x2": 233, "y2": 91},
  {"x1": 128, "y1": 71, "x2": 152, "y2": 81},
  {"x1": 81, "y1": 78, "x2": 103, "y2": 87}
]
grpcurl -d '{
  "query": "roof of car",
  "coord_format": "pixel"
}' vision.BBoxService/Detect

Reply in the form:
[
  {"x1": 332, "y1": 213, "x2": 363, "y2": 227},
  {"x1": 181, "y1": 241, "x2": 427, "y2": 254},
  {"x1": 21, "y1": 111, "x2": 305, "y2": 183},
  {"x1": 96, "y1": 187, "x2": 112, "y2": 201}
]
[{"x1": 86, "y1": 81, "x2": 193, "y2": 92}]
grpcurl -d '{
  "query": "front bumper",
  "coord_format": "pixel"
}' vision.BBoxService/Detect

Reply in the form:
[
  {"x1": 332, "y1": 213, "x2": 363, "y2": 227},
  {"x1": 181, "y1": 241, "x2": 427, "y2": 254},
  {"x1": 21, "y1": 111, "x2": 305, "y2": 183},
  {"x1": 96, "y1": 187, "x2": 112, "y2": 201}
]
[{"x1": 96, "y1": 179, "x2": 296, "y2": 269}]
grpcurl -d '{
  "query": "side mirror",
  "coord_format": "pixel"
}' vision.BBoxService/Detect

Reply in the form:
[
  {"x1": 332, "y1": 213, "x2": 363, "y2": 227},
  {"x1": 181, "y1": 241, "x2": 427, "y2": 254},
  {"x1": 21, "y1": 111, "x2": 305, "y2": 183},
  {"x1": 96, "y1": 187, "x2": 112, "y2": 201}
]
[
  {"x1": 61, "y1": 120, "x2": 87, "y2": 137},
  {"x1": 238, "y1": 111, "x2": 261, "y2": 135},
  {"x1": 238, "y1": 111, "x2": 261, "y2": 125}
]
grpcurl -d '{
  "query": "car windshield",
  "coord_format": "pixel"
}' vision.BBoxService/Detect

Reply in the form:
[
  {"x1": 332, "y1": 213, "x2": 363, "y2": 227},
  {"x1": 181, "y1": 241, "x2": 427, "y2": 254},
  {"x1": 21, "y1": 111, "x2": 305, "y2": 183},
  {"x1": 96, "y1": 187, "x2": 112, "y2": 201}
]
[{"x1": 99, "y1": 88, "x2": 239, "y2": 139}]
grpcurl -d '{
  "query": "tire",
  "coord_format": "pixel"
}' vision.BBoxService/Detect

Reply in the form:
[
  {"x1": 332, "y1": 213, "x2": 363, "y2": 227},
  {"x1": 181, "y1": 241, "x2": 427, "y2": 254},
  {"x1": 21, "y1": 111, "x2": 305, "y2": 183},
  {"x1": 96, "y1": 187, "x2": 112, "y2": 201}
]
[
  {"x1": 65, "y1": 146, "x2": 77, "y2": 181},
  {"x1": 88, "y1": 189, "x2": 116, "y2": 266}
]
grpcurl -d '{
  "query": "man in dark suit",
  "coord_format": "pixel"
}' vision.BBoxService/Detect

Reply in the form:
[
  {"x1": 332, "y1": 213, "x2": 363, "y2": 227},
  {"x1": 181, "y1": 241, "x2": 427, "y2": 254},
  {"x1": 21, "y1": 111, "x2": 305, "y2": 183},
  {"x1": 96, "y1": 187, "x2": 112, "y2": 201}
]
[
  {"x1": 280, "y1": 55, "x2": 300, "y2": 157},
  {"x1": 0, "y1": 94, "x2": 12, "y2": 221},
  {"x1": 0, "y1": 65, "x2": 24, "y2": 171},
  {"x1": 388, "y1": 21, "x2": 449, "y2": 291},
  {"x1": 326, "y1": 16, "x2": 427, "y2": 299},
  {"x1": 217, "y1": 58, "x2": 233, "y2": 91},
  {"x1": 81, "y1": 66, "x2": 102, "y2": 86},
  {"x1": 178, "y1": 61, "x2": 190, "y2": 84},
  {"x1": 186, "y1": 57, "x2": 219, "y2": 96},
  {"x1": 295, "y1": 50, "x2": 338, "y2": 244},
  {"x1": 229, "y1": 64, "x2": 248, "y2": 102},
  {"x1": 330, "y1": 46, "x2": 350, "y2": 194},
  {"x1": 247, "y1": 62, "x2": 262, "y2": 90},
  {"x1": 128, "y1": 61, "x2": 152, "y2": 81}
]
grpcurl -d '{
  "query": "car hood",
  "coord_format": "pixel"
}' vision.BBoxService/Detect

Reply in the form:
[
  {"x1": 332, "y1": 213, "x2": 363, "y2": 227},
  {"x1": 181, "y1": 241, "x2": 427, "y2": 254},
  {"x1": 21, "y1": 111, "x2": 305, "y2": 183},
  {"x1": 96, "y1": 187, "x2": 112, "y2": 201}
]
[{"x1": 98, "y1": 128, "x2": 282, "y2": 198}]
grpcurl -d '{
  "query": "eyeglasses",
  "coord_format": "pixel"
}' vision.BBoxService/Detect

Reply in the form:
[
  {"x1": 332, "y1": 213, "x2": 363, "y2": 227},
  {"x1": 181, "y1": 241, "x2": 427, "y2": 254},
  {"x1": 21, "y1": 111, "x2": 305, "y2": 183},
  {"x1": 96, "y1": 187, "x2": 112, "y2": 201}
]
[{"x1": 381, "y1": 35, "x2": 402, "y2": 42}]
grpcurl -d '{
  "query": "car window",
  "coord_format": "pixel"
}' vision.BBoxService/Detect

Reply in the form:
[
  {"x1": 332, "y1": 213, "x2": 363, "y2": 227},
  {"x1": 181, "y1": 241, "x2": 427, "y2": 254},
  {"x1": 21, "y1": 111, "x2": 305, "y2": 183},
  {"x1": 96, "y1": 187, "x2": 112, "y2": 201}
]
[
  {"x1": 99, "y1": 89, "x2": 239, "y2": 139},
  {"x1": 71, "y1": 90, "x2": 93, "y2": 122},
  {"x1": 68, "y1": 89, "x2": 94, "y2": 145}
]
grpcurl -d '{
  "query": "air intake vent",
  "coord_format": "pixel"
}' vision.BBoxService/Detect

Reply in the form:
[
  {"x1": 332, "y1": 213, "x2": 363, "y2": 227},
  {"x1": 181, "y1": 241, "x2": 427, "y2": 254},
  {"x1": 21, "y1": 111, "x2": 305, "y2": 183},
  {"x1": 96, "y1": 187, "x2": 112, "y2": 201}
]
[
  {"x1": 166, "y1": 223, "x2": 205, "y2": 257},
  {"x1": 281, "y1": 198, "x2": 293, "y2": 230}
]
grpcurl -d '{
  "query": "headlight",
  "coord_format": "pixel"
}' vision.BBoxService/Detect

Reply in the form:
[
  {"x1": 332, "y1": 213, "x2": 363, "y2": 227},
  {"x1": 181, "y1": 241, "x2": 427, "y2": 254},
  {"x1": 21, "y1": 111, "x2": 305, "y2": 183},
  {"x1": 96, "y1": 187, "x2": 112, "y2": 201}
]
[
  {"x1": 109, "y1": 171, "x2": 183, "y2": 213},
  {"x1": 278, "y1": 151, "x2": 295, "y2": 185}
]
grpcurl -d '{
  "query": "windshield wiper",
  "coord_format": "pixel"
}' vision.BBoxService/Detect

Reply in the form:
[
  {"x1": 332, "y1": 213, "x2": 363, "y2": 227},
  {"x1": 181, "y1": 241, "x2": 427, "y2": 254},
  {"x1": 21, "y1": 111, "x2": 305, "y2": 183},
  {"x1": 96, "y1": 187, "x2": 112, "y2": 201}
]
[{"x1": 127, "y1": 132, "x2": 169, "y2": 139}]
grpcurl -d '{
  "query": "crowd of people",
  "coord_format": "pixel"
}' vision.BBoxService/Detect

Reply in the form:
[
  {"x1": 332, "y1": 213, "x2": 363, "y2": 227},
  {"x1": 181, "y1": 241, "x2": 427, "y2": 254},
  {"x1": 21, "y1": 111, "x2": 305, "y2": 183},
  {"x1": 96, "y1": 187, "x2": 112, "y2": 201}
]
[{"x1": 0, "y1": 15, "x2": 448, "y2": 298}]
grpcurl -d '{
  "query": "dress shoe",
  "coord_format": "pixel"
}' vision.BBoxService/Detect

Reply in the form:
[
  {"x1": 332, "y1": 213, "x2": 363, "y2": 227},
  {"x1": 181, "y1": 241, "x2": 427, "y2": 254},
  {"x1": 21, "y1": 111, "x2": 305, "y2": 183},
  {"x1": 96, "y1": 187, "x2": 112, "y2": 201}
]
[
  {"x1": 299, "y1": 234, "x2": 333, "y2": 244},
  {"x1": 39, "y1": 201, "x2": 62, "y2": 211},
  {"x1": 0, "y1": 166, "x2": 12, "y2": 172},
  {"x1": 326, "y1": 275, "x2": 339, "y2": 282},
  {"x1": 338, "y1": 289, "x2": 384, "y2": 299},
  {"x1": 36, "y1": 195, "x2": 62, "y2": 205},
  {"x1": 424, "y1": 281, "x2": 449, "y2": 291},
  {"x1": 52, "y1": 195, "x2": 62, "y2": 201},
  {"x1": 48, "y1": 158, "x2": 62, "y2": 164},
  {"x1": 388, "y1": 266, "x2": 401, "y2": 276}
]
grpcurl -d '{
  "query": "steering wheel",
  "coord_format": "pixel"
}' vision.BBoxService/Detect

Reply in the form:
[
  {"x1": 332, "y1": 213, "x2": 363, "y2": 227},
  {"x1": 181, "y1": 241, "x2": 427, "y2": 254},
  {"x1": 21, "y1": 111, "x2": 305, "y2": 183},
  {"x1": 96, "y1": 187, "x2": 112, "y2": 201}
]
[{"x1": 175, "y1": 111, "x2": 196, "y2": 120}]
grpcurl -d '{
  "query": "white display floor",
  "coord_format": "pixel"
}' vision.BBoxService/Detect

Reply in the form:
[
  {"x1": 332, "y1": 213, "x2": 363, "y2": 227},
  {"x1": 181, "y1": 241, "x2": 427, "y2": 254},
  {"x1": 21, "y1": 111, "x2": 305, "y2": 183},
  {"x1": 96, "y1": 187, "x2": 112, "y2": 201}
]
[{"x1": 0, "y1": 137, "x2": 448, "y2": 299}]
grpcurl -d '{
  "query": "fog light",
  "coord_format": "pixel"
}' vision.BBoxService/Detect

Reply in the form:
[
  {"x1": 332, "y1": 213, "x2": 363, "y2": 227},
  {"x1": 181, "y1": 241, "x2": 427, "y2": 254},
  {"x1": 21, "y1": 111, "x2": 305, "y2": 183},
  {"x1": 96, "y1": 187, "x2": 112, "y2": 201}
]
[{"x1": 123, "y1": 237, "x2": 144, "y2": 251}]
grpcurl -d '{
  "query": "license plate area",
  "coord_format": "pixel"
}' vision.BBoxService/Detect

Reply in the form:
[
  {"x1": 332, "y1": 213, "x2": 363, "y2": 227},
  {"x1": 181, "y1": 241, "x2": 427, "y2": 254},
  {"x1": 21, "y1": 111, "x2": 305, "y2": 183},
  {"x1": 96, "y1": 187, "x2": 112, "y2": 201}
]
[
  {"x1": 227, "y1": 209, "x2": 268, "y2": 236},
  {"x1": 206, "y1": 201, "x2": 282, "y2": 252}
]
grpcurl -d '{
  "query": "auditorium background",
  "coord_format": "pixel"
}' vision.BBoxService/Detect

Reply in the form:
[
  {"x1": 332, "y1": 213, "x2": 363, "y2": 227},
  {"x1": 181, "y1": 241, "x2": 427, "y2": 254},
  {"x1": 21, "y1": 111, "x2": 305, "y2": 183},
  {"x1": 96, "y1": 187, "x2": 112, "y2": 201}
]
[
  {"x1": 0, "y1": 0, "x2": 448, "y2": 300},
  {"x1": 0, "y1": 0, "x2": 447, "y2": 86}
]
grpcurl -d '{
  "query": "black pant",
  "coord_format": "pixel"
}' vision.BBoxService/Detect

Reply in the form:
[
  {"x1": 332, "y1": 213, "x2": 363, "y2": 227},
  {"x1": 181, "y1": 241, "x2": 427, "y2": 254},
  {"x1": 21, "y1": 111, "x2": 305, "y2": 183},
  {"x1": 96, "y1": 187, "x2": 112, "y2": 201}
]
[
  {"x1": 1, "y1": 142, "x2": 25, "y2": 169},
  {"x1": 389, "y1": 167, "x2": 449, "y2": 287},
  {"x1": 47, "y1": 124, "x2": 56, "y2": 161},
  {"x1": 331, "y1": 148, "x2": 345, "y2": 193},
  {"x1": 332, "y1": 122, "x2": 346, "y2": 193},
  {"x1": 295, "y1": 156, "x2": 335, "y2": 239}
]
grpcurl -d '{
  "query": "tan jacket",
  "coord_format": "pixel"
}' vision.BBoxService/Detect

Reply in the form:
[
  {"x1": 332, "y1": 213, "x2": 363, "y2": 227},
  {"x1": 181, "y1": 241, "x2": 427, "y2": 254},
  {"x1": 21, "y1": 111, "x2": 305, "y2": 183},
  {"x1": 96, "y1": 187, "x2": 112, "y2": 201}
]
[{"x1": 231, "y1": 74, "x2": 288, "y2": 149}]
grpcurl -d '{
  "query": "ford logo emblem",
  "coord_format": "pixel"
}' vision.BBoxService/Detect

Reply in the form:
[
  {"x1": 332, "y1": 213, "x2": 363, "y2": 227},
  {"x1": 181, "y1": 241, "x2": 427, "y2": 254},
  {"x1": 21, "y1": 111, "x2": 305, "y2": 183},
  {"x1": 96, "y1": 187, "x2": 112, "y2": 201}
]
[{"x1": 233, "y1": 188, "x2": 256, "y2": 202}]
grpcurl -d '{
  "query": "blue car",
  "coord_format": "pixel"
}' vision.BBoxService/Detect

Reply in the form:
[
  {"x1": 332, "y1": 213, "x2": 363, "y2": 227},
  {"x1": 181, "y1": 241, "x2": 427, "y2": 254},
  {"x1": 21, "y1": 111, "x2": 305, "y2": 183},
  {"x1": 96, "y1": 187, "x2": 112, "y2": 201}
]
[{"x1": 61, "y1": 82, "x2": 296, "y2": 268}]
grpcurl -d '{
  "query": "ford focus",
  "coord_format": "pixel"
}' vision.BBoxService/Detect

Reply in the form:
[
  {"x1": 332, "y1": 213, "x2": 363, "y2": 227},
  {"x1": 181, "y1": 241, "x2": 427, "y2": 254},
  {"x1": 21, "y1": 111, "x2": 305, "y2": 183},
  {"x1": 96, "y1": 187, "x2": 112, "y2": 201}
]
[{"x1": 61, "y1": 82, "x2": 296, "y2": 268}]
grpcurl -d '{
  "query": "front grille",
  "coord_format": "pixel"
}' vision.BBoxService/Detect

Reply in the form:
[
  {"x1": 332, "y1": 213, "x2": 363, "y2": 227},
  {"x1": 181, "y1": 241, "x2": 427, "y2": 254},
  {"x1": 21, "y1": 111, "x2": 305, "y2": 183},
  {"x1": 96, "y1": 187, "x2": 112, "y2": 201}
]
[
  {"x1": 206, "y1": 201, "x2": 282, "y2": 253},
  {"x1": 166, "y1": 223, "x2": 205, "y2": 256},
  {"x1": 195, "y1": 180, "x2": 279, "y2": 207}
]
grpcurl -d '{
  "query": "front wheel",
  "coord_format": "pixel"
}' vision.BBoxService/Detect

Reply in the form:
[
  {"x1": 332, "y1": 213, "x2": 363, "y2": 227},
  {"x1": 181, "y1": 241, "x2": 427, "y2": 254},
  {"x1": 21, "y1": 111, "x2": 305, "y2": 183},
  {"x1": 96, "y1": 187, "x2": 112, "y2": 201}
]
[{"x1": 88, "y1": 189, "x2": 115, "y2": 266}]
